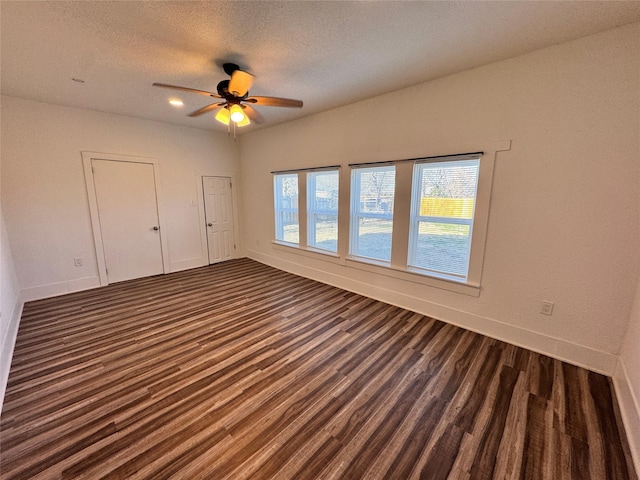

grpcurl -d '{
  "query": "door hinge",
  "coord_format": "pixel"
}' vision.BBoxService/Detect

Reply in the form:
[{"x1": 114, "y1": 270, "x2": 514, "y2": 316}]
[{"x1": 234, "y1": 244, "x2": 236, "y2": 249}]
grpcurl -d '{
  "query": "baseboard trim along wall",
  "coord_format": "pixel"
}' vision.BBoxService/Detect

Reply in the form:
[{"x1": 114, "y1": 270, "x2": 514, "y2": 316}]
[
  {"x1": 19, "y1": 256, "x2": 211, "y2": 301},
  {"x1": 20, "y1": 275, "x2": 101, "y2": 303},
  {"x1": 0, "y1": 296, "x2": 24, "y2": 414},
  {"x1": 248, "y1": 249, "x2": 618, "y2": 375},
  {"x1": 613, "y1": 358, "x2": 640, "y2": 474},
  {"x1": 9, "y1": 255, "x2": 624, "y2": 375}
]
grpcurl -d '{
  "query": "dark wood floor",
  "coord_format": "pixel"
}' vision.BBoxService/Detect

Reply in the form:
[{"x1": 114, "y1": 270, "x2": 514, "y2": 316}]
[{"x1": 1, "y1": 258, "x2": 636, "y2": 479}]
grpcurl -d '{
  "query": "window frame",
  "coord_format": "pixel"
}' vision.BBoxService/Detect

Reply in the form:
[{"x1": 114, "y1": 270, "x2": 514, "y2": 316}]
[
  {"x1": 271, "y1": 147, "x2": 500, "y2": 297},
  {"x1": 349, "y1": 164, "x2": 396, "y2": 265},
  {"x1": 307, "y1": 169, "x2": 340, "y2": 253},
  {"x1": 407, "y1": 157, "x2": 481, "y2": 282},
  {"x1": 273, "y1": 172, "x2": 300, "y2": 246},
  {"x1": 345, "y1": 150, "x2": 494, "y2": 295}
]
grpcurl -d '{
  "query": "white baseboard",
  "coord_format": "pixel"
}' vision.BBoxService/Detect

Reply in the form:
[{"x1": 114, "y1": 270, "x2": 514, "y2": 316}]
[
  {"x1": 248, "y1": 249, "x2": 618, "y2": 376},
  {"x1": 0, "y1": 296, "x2": 24, "y2": 415},
  {"x1": 613, "y1": 358, "x2": 640, "y2": 475},
  {"x1": 19, "y1": 262, "x2": 213, "y2": 301},
  {"x1": 20, "y1": 276, "x2": 101, "y2": 302}
]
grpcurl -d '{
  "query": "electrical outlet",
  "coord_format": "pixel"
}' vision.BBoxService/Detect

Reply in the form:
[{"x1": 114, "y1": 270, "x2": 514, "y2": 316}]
[
  {"x1": 74, "y1": 256, "x2": 84, "y2": 267},
  {"x1": 540, "y1": 301, "x2": 554, "y2": 316}
]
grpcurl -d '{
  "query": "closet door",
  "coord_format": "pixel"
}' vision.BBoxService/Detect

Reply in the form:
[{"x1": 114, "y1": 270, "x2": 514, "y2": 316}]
[{"x1": 92, "y1": 159, "x2": 164, "y2": 283}]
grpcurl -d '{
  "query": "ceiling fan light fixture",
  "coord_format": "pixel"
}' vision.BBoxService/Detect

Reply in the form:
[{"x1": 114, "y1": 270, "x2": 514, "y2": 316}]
[
  {"x1": 229, "y1": 104, "x2": 246, "y2": 123},
  {"x1": 215, "y1": 107, "x2": 231, "y2": 125},
  {"x1": 236, "y1": 114, "x2": 250, "y2": 127},
  {"x1": 153, "y1": 63, "x2": 302, "y2": 135}
]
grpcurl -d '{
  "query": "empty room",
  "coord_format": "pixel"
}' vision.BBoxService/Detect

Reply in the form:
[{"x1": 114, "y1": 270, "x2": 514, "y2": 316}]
[{"x1": 1, "y1": 1, "x2": 639, "y2": 479}]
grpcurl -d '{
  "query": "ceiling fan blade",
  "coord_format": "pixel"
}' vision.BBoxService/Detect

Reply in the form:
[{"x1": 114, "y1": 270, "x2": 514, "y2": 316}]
[
  {"x1": 243, "y1": 104, "x2": 263, "y2": 124},
  {"x1": 228, "y1": 70, "x2": 255, "y2": 97},
  {"x1": 187, "y1": 103, "x2": 225, "y2": 117},
  {"x1": 153, "y1": 83, "x2": 221, "y2": 98},
  {"x1": 246, "y1": 96, "x2": 303, "y2": 108}
]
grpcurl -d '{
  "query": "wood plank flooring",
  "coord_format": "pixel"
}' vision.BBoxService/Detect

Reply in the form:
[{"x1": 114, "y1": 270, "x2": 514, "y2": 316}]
[{"x1": 1, "y1": 258, "x2": 636, "y2": 479}]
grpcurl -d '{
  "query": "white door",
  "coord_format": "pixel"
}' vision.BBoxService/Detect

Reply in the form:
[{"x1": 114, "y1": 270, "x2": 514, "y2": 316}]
[
  {"x1": 92, "y1": 159, "x2": 164, "y2": 283},
  {"x1": 202, "y1": 176, "x2": 235, "y2": 264}
]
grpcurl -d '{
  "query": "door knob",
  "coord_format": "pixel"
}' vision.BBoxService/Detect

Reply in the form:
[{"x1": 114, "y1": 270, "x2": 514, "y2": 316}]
[
  {"x1": 153, "y1": 226, "x2": 159, "y2": 231},
  {"x1": 207, "y1": 223, "x2": 213, "y2": 227}
]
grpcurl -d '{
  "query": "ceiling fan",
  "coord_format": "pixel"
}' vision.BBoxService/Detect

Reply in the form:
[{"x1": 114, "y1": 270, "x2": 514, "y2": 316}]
[{"x1": 153, "y1": 63, "x2": 303, "y2": 128}]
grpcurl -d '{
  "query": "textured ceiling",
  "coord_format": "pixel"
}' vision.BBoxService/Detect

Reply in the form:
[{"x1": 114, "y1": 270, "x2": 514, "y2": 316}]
[{"x1": 2, "y1": 1, "x2": 640, "y2": 134}]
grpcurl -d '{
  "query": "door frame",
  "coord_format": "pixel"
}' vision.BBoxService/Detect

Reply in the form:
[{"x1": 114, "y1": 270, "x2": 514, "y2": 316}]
[
  {"x1": 82, "y1": 151, "x2": 170, "y2": 286},
  {"x1": 196, "y1": 171, "x2": 241, "y2": 264}
]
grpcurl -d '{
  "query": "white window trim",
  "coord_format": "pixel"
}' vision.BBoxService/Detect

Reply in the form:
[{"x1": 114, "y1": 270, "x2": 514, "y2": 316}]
[
  {"x1": 307, "y1": 170, "x2": 339, "y2": 254},
  {"x1": 345, "y1": 257, "x2": 481, "y2": 296},
  {"x1": 407, "y1": 157, "x2": 480, "y2": 282},
  {"x1": 272, "y1": 240, "x2": 342, "y2": 263},
  {"x1": 349, "y1": 164, "x2": 396, "y2": 265},
  {"x1": 271, "y1": 142, "x2": 507, "y2": 296},
  {"x1": 273, "y1": 173, "x2": 300, "y2": 245},
  {"x1": 272, "y1": 168, "x2": 341, "y2": 260},
  {"x1": 345, "y1": 144, "x2": 507, "y2": 294}
]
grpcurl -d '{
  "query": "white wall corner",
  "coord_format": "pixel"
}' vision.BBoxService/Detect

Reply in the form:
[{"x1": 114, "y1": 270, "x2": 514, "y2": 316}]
[
  {"x1": 613, "y1": 356, "x2": 640, "y2": 474},
  {"x1": 0, "y1": 298, "x2": 24, "y2": 415}
]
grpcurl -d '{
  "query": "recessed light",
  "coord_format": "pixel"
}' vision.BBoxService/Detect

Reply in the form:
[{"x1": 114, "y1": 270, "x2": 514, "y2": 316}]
[{"x1": 169, "y1": 99, "x2": 184, "y2": 107}]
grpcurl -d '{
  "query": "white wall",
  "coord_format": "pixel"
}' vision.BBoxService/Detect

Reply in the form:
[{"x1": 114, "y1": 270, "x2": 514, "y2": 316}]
[
  {"x1": 240, "y1": 23, "x2": 640, "y2": 375},
  {"x1": 1, "y1": 96, "x2": 242, "y2": 300},
  {"x1": 0, "y1": 208, "x2": 22, "y2": 414}
]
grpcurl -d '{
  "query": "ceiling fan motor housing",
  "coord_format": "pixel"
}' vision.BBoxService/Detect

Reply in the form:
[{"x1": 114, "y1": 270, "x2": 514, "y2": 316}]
[
  {"x1": 217, "y1": 80, "x2": 230, "y2": 97},
  {"x1": 222, "y1": 62, "x2": 241, "y2": 76}
]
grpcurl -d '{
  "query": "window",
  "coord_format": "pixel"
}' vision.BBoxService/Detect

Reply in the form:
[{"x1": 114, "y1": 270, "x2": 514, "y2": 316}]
[
  {"x1": 307, "y1": 170, "x2": 339, "y2": 252},
  {"x1": 349, "y1": 165, "x2": 396, "y2": 263},
  {"x1": 272, "y1": 151, "x2": 491, "y2": 294},
  {"x1": 274, "y1": 173, "x2": 299, "y2": 244},
  {"x1": 408, "y1": 158, "x2": 480, "y2": 281}
]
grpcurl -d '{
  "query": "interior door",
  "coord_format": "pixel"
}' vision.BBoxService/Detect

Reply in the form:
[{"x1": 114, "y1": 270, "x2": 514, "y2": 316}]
[
  {"x1": 202, "y1": 176, "x2": 235, "y2": 264},
  {"x1": 92, "y1": 159, "x2": 164, "y2": 283}
]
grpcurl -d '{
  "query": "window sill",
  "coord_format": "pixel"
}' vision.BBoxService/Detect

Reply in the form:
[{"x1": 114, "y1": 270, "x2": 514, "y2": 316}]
[
  {"x1": 345, "y1": 257, "x2": 481, "y2": 297},
  {"x1": 272, "y1": 241, "x2": 342, "y2": 264},
  {"x1": 270, "y1": 243, "x2": 480, "y2": 296}
]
